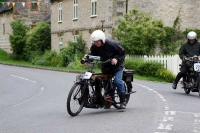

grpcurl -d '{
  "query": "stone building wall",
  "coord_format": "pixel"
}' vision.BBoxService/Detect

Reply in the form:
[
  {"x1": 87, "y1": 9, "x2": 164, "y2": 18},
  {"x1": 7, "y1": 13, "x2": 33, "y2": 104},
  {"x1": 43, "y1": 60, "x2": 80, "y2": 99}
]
[
  {"x1": 0, "y1": 10, "x2": 13, "y2": 53},
  {"x1": 0, "y1": 0, "x2": 51, "y2": 53},
  {"x1": 128, "y1": 0, "x2": 200, "y2": 30},
  {"x1": 51, "y1": 0, "x2": 114, "y2": 52},
  {"x1": 51, "y1": 0, "x2": 200, "y2": 53}
]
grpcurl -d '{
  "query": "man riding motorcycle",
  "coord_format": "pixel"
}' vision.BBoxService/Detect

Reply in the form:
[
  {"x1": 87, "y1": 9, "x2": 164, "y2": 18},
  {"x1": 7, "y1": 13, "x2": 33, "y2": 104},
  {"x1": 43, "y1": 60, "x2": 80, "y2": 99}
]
[
  {"x1": 172, "y1": 31, "x2": 200, "y2": 89},
  {"x1": 87, "y1": 30, "x2": 126, "y2": 109}
]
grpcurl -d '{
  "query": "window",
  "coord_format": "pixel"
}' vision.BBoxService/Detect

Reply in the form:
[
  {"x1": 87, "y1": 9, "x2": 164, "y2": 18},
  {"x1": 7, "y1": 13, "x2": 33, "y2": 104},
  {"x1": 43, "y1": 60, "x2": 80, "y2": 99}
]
[
  {"x1": 30, "y1": 24, "x2": 37, "y2": 29},
  {"x1": 58, "y1": 2, "x2": 62, "y2": 22},
  {"x1": 73, "y1": 0, "x2": 78, "y2": 19},
  {"x1": 74, "y1": 35, "x2": 79, "y2": 42},
  {"x1": 91, "y1": 0, "x2": 97, "y2": 16},
  {"x1": 59, "y1": 37, "x2": 63, "y2": 48},
  {"x1": 31, "y1": 0, "x2": 38, "y2": 11}
]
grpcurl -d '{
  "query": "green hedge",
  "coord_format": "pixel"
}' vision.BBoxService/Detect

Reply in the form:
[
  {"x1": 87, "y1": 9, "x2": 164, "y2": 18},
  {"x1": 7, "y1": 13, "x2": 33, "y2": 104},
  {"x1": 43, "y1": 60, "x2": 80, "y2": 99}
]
[{"x1": 125, "y1": 59, "x2": 175, "y2": 82}]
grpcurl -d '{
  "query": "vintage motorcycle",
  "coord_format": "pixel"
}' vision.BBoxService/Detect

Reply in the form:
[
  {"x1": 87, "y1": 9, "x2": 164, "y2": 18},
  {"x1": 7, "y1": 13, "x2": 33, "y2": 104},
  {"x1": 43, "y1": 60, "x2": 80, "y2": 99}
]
[
  {"x1": 66, "y1": 55, "x2": 135, "y2": 116},
  {"x1": 181, "y1": 55, "x2": 200, "y2": 97}
]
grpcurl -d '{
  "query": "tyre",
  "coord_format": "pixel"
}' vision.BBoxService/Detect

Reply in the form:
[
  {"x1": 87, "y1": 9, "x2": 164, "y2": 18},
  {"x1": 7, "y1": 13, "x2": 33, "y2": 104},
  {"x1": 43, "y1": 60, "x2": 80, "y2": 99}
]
[
  {"x1": 113, "y1": 81, "x2": 130, "y2": 109},
  {"x1": 184, "y1": 88, "x2": 191, "y2": 94},
  {"x1": 183, "y1": 76, "x2": 192, "y2": 94},
  {"x1": 198, "y1": 86, "x2": 200, "y2": 98},
  {"x1": 197, "y1": 73, "x2": 200, "y2": 98},
  {"x1": 67, "y1": 83, "x2": 85, "y2": 116}
]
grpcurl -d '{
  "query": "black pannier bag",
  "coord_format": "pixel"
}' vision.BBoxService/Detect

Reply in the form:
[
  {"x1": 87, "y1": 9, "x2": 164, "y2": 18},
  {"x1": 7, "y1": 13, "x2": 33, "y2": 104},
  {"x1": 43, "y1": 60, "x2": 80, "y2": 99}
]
[{"x1": 123, "y1": 69, "x2": 135, "y2": 82}]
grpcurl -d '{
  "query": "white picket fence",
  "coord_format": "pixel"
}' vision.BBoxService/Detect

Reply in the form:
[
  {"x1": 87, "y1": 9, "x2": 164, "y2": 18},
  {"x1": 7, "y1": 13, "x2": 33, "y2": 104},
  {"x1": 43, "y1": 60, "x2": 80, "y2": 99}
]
[{"x1": 126, "y1": 55, "x2": 182, "y2": 75}]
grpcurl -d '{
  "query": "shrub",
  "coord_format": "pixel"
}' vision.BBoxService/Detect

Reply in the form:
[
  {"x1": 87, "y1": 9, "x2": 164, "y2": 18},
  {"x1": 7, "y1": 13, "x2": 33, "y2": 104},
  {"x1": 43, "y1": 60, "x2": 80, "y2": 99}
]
[
  {"x1": 32, "y1": 50, "x2": 63, "y2": 67},
  {"x1": 50, "y1": 55, "x2": 63, "y2": 67},
  {"x1": 137, "y1": 61, "x2": 164, "y2": 76},
  {"x1": 59, "y1": 48, "x2": 70, "y2": 67},
  {"x1": 67, "y1": 54, "x2": 83, "y2": 69},
  {"x1": 25, "y1": 22, "x2": 51, "y2": 60},
  {"x1": 155, "y1": 69, "x2": 175, "y2": 82},
  {"x1": 9, "y1": 19, "x2": 29, "y2": 60},
  {"x1": 59, "y1": 35, "x2": 87, "y2": 67},
  {"x1": 125, "y1": 58, "x2": 144, "y2": 72}
]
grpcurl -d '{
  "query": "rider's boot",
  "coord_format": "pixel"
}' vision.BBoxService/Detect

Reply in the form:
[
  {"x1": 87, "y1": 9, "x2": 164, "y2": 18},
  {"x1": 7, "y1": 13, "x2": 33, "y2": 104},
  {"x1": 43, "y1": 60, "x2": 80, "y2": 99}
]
[
  {"x1": 172, "y1": 81, "x2": 177, "y2": 89},
  {"x1": 119, "y1": 94, "x2": 126, "y2": 109}
]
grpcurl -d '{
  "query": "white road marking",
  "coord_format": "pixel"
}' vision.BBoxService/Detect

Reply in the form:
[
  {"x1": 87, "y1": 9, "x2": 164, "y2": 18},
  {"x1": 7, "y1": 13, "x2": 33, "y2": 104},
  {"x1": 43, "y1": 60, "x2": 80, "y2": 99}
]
[
  {"x1": 11, "y1": 75, "x2": 36, "y2": 83},
  {"x1": 133, "y1": 83, "x2": 174, "y2": 132},
  {"x1": 11, "y1": 87, "x2": 44, "y2": 107},
  {"x1": 9, "y1": 75, "x2": 44, "y2": 107},
  {"x1": 134, "y1": 82, "x2": 200, "y2": 133}
]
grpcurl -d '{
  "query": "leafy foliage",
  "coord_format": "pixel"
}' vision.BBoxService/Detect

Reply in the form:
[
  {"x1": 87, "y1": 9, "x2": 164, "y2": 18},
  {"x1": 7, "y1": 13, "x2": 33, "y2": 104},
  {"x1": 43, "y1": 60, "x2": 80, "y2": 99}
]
[
  {"x1": 124, "y1": 58, "x2": 144, "y2": 72},
  {"x1": 159, "y1": 17, "x2": 185, "y2": 55},
  {"x1": 155, "y1": 69, "x2": 175, "y2": 82},
  {"x1": 115, "y1": 8, "x2": 166, "y2": 55},
  {"x1": 25, "y1": 22, "x2": 51, "y2": 61},
  {"x1": 183, "y1": 28, "x2": 200, "y2": 38},
  {"x1": 32, "y1": 50, "x2": 63, "y2": 67},
  {"x1": 9, "y1": 19, "x2": 29, "y2": 60},
  {"x1": 60, "y1": 35, "x2": 86, "y2": 66},
  {"x1": 137, "y1": 61, "x2": 164, "y2": 76}
]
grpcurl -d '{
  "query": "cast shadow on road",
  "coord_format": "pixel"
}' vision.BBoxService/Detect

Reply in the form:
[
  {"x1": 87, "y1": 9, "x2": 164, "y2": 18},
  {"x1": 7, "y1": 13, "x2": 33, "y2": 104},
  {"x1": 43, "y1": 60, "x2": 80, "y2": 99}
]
[
  {"x1": 173, "y1": 91, "x2": 199, "y2": 99},
  {"x1": 67, "y1": 107, "x2": 136, "y2": 118}
]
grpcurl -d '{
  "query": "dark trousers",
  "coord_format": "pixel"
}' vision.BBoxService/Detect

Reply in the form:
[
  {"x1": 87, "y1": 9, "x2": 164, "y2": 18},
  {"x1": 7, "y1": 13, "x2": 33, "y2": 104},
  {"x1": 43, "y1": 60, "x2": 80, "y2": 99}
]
[{"x1": 174, "y1": 65, "x2": 188, "y2": 83}]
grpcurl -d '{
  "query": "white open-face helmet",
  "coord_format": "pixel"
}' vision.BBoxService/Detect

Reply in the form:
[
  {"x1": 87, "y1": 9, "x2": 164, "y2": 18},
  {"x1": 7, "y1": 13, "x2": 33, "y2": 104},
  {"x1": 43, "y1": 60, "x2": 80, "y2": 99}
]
[
  {"x1": 91, "y1": 30, "x2": 106, "y2": 43},
  {"x1": 187, "y1": 31, "x2": 197, "y2": 40}
]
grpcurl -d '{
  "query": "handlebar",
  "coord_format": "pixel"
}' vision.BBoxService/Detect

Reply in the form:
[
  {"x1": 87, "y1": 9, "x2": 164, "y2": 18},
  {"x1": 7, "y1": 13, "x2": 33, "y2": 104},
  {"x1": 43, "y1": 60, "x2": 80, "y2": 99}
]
[
  {"x1": 183, "y1": 55, "x2": 200, "y2": 62},
  {"x1": 80, "y1": 55, "x2": 111, "y2": 64}
]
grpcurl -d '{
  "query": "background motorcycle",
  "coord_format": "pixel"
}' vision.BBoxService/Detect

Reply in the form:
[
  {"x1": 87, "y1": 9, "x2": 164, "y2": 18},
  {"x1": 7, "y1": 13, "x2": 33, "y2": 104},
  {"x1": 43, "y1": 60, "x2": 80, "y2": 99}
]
[
  {"x1": 66, "y1": 55, "x2": 135, "y2": 116},
  {"x1": 181, "y1": 55, "x2": 200, "y2": 97}
]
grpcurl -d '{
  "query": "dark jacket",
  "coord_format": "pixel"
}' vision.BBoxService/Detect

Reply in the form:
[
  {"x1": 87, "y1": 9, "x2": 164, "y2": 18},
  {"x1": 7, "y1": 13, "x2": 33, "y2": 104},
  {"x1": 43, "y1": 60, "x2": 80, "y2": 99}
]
[
  {"x1": 179, "y1": 41, "x2": 200, "y2": 60},
  {"x1": 179, "y1": 41, "x2": 200, "y2": 66},
  {"x1": 89, "y1": 39, "x2": 125, "y2": 75}
]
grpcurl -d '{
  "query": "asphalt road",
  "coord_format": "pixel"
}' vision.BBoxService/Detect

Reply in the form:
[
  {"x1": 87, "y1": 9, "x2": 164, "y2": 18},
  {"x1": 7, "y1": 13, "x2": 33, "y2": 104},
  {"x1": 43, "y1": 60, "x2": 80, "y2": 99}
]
[{"x1": 0, "y1": 64, "x2": 200, "y2": 133}]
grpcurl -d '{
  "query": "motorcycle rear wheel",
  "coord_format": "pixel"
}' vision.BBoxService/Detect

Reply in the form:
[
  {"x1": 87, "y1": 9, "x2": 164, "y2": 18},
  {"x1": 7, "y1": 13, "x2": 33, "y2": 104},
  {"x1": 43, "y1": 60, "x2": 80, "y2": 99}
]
[
  {"x1": 113, "y1": 82, "x2": 130, "y2": 109},
  {"x1": 67, "y1": 83, "x2": 85, "y2": 116}
]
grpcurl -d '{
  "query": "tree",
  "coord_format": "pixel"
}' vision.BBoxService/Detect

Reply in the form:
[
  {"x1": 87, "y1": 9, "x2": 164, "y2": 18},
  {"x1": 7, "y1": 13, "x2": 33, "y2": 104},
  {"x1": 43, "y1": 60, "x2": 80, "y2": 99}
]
[
  {"x1": 25, "y1": 22, "x2": 51, "y2": 60},
  {"x1": 159, "y1": 17, "x2": 185, "y2": 55},
  {"x1": 9, "y1": 19, "x2": 29, "y2": 60},
  {"x1": 115, "y1": 8, "x2": 166, "y2": 55}
]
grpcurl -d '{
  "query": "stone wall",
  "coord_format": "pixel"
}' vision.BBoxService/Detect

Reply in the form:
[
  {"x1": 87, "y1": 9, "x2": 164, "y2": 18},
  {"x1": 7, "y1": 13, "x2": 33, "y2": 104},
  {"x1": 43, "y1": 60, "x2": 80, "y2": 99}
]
[
  {"x1": 128, "y1": 0, "x2": 200, "y2": 30},
  {"x1": 51, "y1": 0, "x2": 115, "y2": 52},
  {"x1": 0, "y1": 0, "x2": 51, "y2": 53},
  {"x1": 0, "y1": 10, "x2": 13, "y2": 53},
  {"x1": 49, "y1": 0, "x2": 200, "y2": 53}
]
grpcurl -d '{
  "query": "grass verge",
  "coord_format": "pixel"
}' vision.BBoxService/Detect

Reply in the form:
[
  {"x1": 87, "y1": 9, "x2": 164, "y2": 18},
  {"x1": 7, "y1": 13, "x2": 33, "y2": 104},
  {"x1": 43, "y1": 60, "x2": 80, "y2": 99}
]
[{"x1": 0, "y1": 49, "x2": 168, "y2": 83}]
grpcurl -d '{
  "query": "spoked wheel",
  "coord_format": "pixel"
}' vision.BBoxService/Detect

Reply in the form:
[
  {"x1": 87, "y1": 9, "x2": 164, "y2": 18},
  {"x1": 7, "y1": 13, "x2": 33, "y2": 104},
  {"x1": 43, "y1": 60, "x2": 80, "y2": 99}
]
[
  {"x1": 113, "y1": 81, "x2": 130, "y2": 109},
  {"x1": 67, "y1": 83, "x2": 85, "y2": 116},
  {"x1": 183, "y1": 77, "x2": 192, "y2": 94},
  {"x1": 197, "y1": 73, "x2": 200, "y2": 98},
  {"x1": 198, "y1": 84, "x2": 200, "y2": 98}
]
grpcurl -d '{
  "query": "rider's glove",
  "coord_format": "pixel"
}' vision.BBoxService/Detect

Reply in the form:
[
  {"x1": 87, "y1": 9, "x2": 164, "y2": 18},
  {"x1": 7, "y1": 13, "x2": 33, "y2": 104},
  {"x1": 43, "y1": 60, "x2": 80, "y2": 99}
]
[{"x1": 182, "y1": 56, "x2": 186, "y2": 63}]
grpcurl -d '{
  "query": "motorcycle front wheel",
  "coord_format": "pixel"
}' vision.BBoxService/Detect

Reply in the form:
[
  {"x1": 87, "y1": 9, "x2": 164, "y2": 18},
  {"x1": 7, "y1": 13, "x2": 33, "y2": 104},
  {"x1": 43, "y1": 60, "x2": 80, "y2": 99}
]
[
  {"x1": 113, "y1": 82, "x2": 130, "y2": 109},
  {"x1": 184, "y1": 88, "x2": 191, "y2": 94},
  {"x1": 67, "y1": 83, "x2": 85, "y2": 116},
  {"x1": 183, "y1": 77, "x2": 191, "y2": 94},
  {"x1": 197, "y1": 73, "x2": 200, "y2": 98}
]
